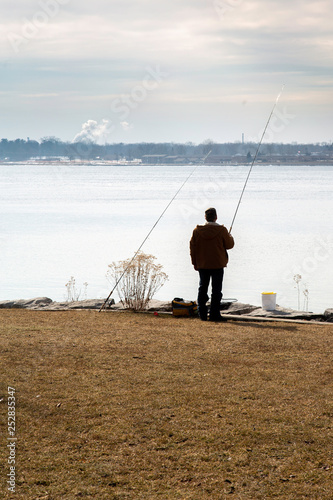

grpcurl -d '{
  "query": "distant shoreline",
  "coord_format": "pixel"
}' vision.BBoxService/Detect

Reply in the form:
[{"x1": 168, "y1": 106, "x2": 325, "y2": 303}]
[{"x1": 1, "y1": 159, "x2": 333, "y2": 167}]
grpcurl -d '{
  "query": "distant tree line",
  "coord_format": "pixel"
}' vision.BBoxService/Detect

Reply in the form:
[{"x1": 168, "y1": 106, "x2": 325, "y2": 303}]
[{"x1": 0, "y1": 137, "x2": 332, "y2": 161}]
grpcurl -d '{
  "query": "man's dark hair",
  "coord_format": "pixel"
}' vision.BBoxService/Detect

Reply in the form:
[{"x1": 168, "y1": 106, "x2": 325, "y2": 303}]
[{"x1": 205, "y1": 207, "x2": 217, "y2": 222}]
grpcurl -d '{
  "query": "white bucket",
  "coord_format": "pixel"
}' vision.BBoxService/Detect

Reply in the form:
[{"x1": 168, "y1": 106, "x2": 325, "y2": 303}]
[{"x1": 261, "y1": 292, "x2": 276, "y2": 311}]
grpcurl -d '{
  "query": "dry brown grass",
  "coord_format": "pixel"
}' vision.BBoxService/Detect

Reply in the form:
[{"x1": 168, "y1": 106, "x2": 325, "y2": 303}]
[{"x1": 0, "y1": 310, "x2": 333, "y2": 499}]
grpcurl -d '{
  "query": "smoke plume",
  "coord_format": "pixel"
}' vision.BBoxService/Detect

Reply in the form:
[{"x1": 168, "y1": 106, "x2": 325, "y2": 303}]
[{"x1": 73, "y1": 119, "x2": 112, "y2": 144}]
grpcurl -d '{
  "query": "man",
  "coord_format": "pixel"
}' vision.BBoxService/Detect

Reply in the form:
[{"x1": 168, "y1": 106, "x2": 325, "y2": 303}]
[{"x1": 190, "y1": 207, "x2": 234, "y2": 322}]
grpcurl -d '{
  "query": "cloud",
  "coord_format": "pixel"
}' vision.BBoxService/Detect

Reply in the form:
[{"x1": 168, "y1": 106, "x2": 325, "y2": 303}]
[
  {"x1": 0, "y1": 0, "x2": 332, "y2": 142},
  {"x1": 3, "y1": 0, "x2": 332, "y2": 71}
]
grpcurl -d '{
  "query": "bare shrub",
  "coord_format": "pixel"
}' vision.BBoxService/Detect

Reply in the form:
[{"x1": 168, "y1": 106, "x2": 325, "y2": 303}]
[{"x1": 106, "y1": 252, "x2": 168, "y2": 311}]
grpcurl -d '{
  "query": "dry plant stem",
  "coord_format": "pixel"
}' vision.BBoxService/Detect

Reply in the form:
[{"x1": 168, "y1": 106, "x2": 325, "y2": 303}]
[
  {"x1": 65, "y1": 277, "x2": 88, "y2": 302},
  {"x1": 293, "y1": 274, "x2": 302, "y2": 311}
]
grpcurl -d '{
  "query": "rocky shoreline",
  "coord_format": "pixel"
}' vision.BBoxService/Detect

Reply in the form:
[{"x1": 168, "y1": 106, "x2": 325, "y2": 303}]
[{"x1": 0, "y1": 297, "x2": 332, "y2": 323}]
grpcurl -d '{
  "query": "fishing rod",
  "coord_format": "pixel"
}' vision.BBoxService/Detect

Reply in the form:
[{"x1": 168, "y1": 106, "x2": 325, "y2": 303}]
[
  {"x1": 229, "y1": 85, "x2": 285, "y2": 233},
  {"x1": 99, "y1": 149, "x2": 212, "y2": 312}
]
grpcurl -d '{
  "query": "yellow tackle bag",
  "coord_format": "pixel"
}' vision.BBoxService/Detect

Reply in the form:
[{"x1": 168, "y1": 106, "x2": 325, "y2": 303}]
[{"x1": 172, "y1": 297, "x2": 198, "y2": 317}]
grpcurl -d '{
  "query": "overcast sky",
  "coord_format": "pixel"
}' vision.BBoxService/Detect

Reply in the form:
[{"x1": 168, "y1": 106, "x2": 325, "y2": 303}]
[{"x1": 1, "y1": 0, "x2": 332, "y2": 144}]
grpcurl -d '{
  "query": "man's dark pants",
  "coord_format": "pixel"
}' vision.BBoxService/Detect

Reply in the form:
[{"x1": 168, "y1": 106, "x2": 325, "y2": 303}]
[{"x1": 197, "y1": 268, "x2": 224, "y2": 321}]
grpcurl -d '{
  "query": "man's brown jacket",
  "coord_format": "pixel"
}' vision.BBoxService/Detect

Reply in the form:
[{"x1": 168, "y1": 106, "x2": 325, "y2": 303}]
[{"x1": 190, "y1": 223, "x2": 234, "y2": 270}]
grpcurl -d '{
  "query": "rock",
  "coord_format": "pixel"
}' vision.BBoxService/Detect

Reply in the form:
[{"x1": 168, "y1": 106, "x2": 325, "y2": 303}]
[
  {"x1": 27, "y1": 297, "x2": 53, "y2": 309},
  {"x1": 222, "y1": 302, "x2": 261, "y2": 315},
  {"x1": 221, "y1": 302, "x2": 325, "y2": 321},
  {"x1": 247, "y1": 305, "x2": 323, "y2": 321},
  {"x1": 45, "y1": 299, "x2": 107, "y2": 310},
  {"x1": 0, "y1": 297, "x2": 52, "y2": 309},
  {"x1": 147, "y1": 300, "x2": 172, "y2": 312},
  {"x1": 44, "y1": 301, "x2": 69, "y2": 310},
  {"x1": 324, "y1": 309, "x2": 333, "y2": 322},
  {"x1": 66, "y1": 299, "x2": 105, "y2": 310},
  {"x1": 0, "y1": 300, "x2": 19, "y2": 309},
  {"x1": 108, "y1": 300, "x2": 172, "y2": 312},
  {"x1": 0, "y1": 297, "x2": 107, "y2": 311}
]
